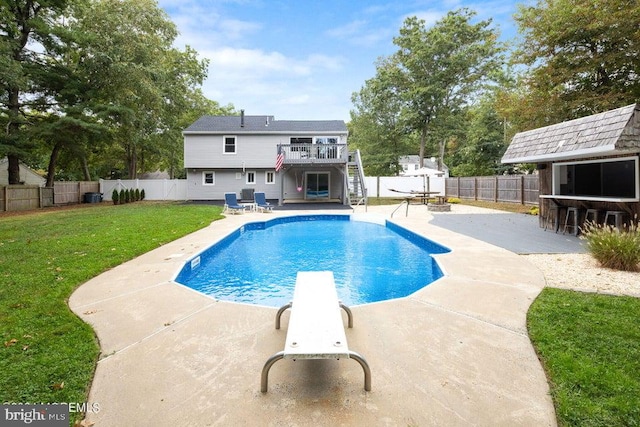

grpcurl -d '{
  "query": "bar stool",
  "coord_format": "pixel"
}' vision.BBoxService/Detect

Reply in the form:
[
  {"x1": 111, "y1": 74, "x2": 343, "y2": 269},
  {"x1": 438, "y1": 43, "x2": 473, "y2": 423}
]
[
  {"x1": 604, "y1": 211, "x2": 627, "y2": 230},
  {"x1": 562, "y1": 207, "x2": 581, "y2": 235},
  {"x1": 543, "y1": 202, "x2": 565, "y2": 233},
  {"x1": 584, "y1": 208, "x2": 602, "y2": 225}
]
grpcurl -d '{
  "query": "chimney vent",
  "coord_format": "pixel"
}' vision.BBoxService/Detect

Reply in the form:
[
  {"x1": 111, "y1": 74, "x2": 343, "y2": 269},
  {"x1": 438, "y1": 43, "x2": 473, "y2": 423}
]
[{"x1": 240, "y1": 110, "x2": 245, "y2": 127}]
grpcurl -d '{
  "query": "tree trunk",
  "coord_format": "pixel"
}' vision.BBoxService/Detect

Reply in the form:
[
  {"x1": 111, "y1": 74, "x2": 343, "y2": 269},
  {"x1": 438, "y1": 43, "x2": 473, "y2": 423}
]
[
  {"x1": 46, "y1": 142, "x2": 62, "y2": 187},
  {"x1": 419, "y1": 126, "x2": 426, "y2": 168},
  {"x1": 438, "y1": 139, "x2": 445, "y2": 171},
  {"x1": 7, "y1": 154, "x2": 21, "y2": 185},
  {"x1": 80, "y1": 156, "x2": 91, "y2": 181}
]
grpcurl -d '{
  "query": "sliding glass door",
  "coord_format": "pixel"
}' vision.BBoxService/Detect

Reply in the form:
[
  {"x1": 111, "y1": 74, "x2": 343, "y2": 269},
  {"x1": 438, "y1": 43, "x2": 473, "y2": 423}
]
[{"x1": 305, "y1": 172, "x2": 329, "y2": 199}]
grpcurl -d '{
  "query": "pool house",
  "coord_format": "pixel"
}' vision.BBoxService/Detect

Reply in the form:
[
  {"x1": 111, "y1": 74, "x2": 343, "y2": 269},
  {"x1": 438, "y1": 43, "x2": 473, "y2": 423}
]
[{"x1": 501, "y1": 103, "x2": 640, "y2": 233}]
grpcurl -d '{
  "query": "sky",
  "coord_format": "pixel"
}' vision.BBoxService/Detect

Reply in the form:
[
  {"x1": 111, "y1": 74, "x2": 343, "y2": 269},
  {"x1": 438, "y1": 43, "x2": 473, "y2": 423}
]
[{"x1": 158, "y1": 0, "x2": 527, "y2": 122}]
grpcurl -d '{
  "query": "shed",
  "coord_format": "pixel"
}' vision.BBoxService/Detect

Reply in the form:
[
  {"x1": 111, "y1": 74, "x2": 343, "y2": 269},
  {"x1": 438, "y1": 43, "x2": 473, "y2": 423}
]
[
  {"x1": 501, "y1": 104, "x2": 640, "y2": 229},
  {"x1": 0, "y1": 158, "x2": 46, "y2": 186}
]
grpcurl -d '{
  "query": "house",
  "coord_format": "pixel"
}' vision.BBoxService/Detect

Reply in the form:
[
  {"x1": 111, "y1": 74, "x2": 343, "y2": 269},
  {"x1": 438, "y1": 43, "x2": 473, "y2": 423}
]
[
  {"x1": 0, "y1": 158, "x2": 46, "y2": 186},
  {"x1": 183, "y1": 112, "x2": 366, "y2": 205},
  {"x1": 501, "y1": 103, "x2": 640, "y2": 227},
  {"x1": 398, "y1": 155, "x2": 449, "y2": 177}
]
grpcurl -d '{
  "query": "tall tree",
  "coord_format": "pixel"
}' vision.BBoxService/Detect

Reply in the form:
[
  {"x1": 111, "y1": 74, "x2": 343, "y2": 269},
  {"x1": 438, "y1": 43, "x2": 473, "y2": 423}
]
[
  {"x1": 0, "y1": 0, "x2": 77, "y2": 184},
  {"x1": 391, "y1": 10, "x2": 505, "y2": 169},
  {"x1": 502, "y1": 0, "x2": 640, "y2": 128},
  {"x1": 350, "y1": 59, "x2": 413, "y2": 176}
]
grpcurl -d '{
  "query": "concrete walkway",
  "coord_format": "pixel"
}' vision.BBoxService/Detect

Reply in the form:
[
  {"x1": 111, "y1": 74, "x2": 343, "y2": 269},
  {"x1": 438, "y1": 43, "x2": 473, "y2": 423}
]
[{"x1": 69, "y1": 204, "x2": 556, "y2": 426}]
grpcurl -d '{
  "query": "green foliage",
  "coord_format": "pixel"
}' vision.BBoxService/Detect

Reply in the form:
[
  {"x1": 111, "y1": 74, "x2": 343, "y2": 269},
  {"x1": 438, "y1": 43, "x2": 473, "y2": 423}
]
[
  {"x1": 0, "y1": 203, "x2": 224, "y2": 422},
  {"x1": 349, "y1": 8, "x2": 505, "y2": 176},
  {"x1": 528, "y1": 288, "x2": 640, "y2": 426},
  {"x1": 111, "y1": 188, "x2": 119, "y2": 204},
  {"x1": 119, "y1": 189, "x2": 126, "y2": 204},
  {"x1": 501, "y1": 0, "x2": 640, "y2": 130},
  {"x1": 447, "y1": 197, "x2": 461, "y2": 204},
  {"x1": 140, "y1": 189, "x2": 146, "y2": 200},
  {"x1": 134, "y1": 188, "x2": 140, "y2": 201},
  {"x1": 124, "y1": 189, "x2": 130, "y2": 204},
  {"x1": 529, "y1": 206, "x2": 539, "y2": 216},
  {"x1": 581, "y1": 219, "x2": 640, "y2": 272}
]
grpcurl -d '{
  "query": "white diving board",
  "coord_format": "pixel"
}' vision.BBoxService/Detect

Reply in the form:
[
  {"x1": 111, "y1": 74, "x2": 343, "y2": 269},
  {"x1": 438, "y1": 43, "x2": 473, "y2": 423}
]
[{"x1": 261, "y1": 271, "x2": 371, "y2": 392}]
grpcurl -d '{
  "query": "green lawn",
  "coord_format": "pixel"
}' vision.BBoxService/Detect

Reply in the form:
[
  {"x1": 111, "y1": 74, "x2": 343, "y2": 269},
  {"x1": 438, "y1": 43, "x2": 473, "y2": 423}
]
[
  {"x1": 528, "y1": 288, "x2": 640, "y2": 426},
  {"x1": 0, "y1": 202, "x2": 223, "y2": 422}
]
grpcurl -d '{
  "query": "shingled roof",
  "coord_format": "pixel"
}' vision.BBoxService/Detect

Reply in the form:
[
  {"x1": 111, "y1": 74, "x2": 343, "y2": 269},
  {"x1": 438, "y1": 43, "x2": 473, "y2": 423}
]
[
  {"x1": 183, "y1": 115, "x2": 347, "y2": 134},
  {"x1": 501, "y1": 104, "x2": 640, "y2": 163}
]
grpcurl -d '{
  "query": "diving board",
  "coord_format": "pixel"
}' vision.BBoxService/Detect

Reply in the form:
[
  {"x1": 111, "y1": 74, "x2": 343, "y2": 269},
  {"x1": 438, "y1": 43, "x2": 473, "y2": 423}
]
[{"x1": 261, "y1": 271, "x2": 371, "y2": 392}]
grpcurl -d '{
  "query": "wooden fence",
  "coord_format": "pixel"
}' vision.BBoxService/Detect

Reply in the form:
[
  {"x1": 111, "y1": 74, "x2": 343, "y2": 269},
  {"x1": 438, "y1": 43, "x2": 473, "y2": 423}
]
[
  {"x1": 1, "y1": 181, "x2": 99, "y2": 212},
  {"x1": 1, "y1": 186, "x2": 54, "y2": 212},
  {"x1": 445, "y1": 175, "x2": 539, "y2": 205}
]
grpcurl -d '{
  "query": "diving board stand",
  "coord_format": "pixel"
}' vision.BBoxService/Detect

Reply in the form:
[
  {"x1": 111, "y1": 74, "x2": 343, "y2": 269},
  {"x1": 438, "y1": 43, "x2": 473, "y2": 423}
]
[{"x1": 261, "y1": 271, "x2": 372, "y2": 392}]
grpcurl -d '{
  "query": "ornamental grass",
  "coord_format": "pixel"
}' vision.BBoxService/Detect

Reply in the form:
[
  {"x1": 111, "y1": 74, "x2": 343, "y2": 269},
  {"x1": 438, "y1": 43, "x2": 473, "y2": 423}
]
[{"x1": 580, "y1": 216, "x2": 640, "y2": 272}]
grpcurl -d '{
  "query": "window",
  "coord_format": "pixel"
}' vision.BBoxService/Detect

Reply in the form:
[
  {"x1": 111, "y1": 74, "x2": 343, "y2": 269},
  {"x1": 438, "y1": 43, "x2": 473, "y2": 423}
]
[
  {"x1": 202, "y1": 171, "x2": 215, "y2": 185},
  {"x1": 245, "y1": 171, "x2": 256, "y2": 184},
  {"x1": 265, "y1": 171, "x2": 275, "y2": 184},
  {"x1": 553, "y1": 156, "x2": 639, "y2": 200},
  {"x1": 223, "y1": 136, "x2": 236, "y2": 154}
]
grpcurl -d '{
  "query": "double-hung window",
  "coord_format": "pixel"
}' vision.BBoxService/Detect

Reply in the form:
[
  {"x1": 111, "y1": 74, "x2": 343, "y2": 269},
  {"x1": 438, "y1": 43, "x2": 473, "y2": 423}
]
[
  {"x1": 202, "y1": 171, "x2": 215, "y2": 185},
  {"x1": 223, "y1": 136, "x2": 236, "y2": 154}
]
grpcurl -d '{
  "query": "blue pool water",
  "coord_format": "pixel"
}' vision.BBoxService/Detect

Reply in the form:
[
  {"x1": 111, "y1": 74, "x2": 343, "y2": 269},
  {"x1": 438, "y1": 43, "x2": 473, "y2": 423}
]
[{"x1": 175, "y1": 215, "x2": 450, "y2": 307}]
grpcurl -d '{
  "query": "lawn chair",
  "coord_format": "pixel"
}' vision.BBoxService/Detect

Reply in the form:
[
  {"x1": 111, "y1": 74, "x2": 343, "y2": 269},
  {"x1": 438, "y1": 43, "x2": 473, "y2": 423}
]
[
  {"x1": 254, "y1": 192, "x2": 273, "y2": 213},
  {"x1": 223, "y1": 192, "x2": 248, "y2": 214}
]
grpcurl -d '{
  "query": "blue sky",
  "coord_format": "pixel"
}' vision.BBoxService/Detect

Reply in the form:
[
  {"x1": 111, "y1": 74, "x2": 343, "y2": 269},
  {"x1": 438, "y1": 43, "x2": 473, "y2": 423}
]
[{"x1": 158, "y1": 0, "x2": 528, "y2": 121}]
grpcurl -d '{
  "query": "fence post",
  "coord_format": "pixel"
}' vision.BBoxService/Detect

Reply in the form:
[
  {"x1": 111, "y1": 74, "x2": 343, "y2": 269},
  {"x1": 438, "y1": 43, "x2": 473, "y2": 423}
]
[
  {"x1": 474, "y1": 177, "x2": 478, "y2": 201},
  {"x1": 520, "y1": 176, "x2": 525, "y2": 205},
  {"x1": 494, "y1": 176, "x2": 498, "y2": 202}
]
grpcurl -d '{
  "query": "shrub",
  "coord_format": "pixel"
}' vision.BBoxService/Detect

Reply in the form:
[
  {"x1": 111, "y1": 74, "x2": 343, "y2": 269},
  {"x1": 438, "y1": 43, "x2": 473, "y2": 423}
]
[
  {"x1": 112, "y1": 189, "x2": 119, "y2": 205},
  {"x1": 447, "y1": 197, "x2": 461, "y2": 204},
  {"x1": 125, "y1": 189, "x2": 131, "y2": 203},
  {"x1": 134, "y1": 188, "x2": 140, "y2": 201},
  {"x1": 140, "y1": 189, "x2": 145, "y2": 200},
  {"x1": 529, "y1": 206, "x2": 539, "y2": 216},
  {"x1": 581, "y1": 217, "x2": 640, "y2": 271},
  {"x1": 119, "y1": 189, "x2": 126, "y2": 204}
]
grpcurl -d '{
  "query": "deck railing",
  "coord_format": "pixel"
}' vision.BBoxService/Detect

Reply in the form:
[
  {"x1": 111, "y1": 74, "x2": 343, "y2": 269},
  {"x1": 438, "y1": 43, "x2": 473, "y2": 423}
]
[{"x1": 279, "y1": 144, "x2": 348, "y2": 164}]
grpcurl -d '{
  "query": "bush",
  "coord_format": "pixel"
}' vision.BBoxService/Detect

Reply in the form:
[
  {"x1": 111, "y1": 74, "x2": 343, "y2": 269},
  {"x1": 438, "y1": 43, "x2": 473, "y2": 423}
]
[
  {"x1": 119, "y1": 189, "x2": 126, "y2": 204},
  {"x1": 529, "y1": 206, "x2": 539, "y2": 216},
  {"x1": 140, "y1": 189, "x2": 145, "y2": 200},
  {"x1": 447, "y1": 197, "x2": 461, "y2": 204},
  {"x1": 112, "y1": 189, "x2": 119, "y2": 205},
  {"x1": 134, "y1": 188, "x2": 140, "y2": 201},
  {"x1": 581, "y1": 217, "x2": 640, "y2": 271}
]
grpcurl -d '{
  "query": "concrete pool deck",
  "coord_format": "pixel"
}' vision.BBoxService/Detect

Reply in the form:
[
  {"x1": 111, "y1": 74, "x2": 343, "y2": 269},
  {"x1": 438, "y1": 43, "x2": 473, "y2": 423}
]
[{"x1": 69, "y1": 203, "x2": 557, "y2": 426}]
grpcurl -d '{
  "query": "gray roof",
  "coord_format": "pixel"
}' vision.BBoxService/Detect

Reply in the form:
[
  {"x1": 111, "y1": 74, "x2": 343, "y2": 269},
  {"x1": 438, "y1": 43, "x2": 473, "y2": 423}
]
[
  {"x1": 183, "y1": 115, "x2": 348, "y2": 134},
  {"x1": 501, "y1": 103, "x2": 640, "y2": 163}
]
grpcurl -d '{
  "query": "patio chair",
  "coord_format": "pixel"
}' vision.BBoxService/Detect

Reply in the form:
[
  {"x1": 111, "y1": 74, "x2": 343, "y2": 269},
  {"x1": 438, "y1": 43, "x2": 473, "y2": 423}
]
[
  {"x1": 223, "y1": 192, "x2": 248, "y2": 214},
  {"x1": 254, "y1": 192, "x2": 273, "y2": 213}
]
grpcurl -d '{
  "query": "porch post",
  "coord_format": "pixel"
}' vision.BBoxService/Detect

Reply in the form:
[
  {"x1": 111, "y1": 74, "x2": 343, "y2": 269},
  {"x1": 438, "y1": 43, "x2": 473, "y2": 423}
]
[{"x1": 278, "y1": 169, "x2": 284, "y2": 206}]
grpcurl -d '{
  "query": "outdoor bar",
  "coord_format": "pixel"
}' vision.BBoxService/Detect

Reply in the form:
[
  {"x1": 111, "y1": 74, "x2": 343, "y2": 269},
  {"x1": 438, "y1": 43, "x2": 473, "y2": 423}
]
[{"x1": 501, "y1": 104, "x2": 640, "y2": 235}]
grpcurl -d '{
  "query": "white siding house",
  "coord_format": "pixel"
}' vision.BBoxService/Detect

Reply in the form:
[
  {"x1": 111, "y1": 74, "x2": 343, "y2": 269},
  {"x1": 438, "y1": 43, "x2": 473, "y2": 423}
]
[{"x1": 183, "y1": 113, "x2": 364, "y2": 205}]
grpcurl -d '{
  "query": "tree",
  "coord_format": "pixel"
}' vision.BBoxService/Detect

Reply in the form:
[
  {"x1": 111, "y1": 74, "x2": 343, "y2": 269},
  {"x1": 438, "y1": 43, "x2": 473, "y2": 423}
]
[
  {"x1": 391, "y1": 10, "x2": 505, "y2": 169},
  {"x1": 350, "y1": 59, "x2": 413, "y2": 176},
  {"x1": 0, "y1": 0, "x2": 78, "y2": 184},
  {"x1": 502, "y1": 0, "x2": 640, "y2": 128}
]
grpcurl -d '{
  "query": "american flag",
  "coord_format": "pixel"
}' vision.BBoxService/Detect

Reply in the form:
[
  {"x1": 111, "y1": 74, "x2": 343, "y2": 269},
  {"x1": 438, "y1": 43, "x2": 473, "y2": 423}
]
[{"x1": 275, "y1": 145, "x2": 284, "y2": 172}]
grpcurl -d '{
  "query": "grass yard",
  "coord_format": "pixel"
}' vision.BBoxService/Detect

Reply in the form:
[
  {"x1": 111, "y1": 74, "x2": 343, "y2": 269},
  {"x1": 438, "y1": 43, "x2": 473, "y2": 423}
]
[
  {"x1": 0, "y1": 202, "x2": 223, "y2": 422},
  {"x1": 528, "y1": 288, "x2": 640, "y2": 426}
]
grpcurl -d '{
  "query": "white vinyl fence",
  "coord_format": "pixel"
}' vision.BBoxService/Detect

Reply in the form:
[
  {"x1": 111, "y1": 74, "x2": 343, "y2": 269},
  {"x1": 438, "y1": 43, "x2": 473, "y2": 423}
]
[
  {"x1": 365, "y1": 175, "x2": 446, "y2": 198},
  {"x1": 100, "y1": 179, "x2": 188, "y2": 201}
]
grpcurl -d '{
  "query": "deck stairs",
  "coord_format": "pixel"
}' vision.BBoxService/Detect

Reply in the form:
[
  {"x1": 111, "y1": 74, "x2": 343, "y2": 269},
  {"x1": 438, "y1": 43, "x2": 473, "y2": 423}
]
[{"x1": 347, "y1": 150, "x2": 367, "y2": 209}]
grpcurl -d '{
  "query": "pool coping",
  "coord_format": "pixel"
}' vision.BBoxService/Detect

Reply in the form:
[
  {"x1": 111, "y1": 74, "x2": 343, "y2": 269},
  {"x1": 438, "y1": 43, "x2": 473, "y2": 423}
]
[{"x1": 69, "y1": 204, "x2": 557, "y2": 426}]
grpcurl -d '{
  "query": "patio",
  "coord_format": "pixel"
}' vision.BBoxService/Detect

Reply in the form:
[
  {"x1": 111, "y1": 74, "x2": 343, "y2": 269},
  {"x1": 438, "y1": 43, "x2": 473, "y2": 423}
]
[{"x1": 69, "y1": 204, "x2": 556, "y2": 426}]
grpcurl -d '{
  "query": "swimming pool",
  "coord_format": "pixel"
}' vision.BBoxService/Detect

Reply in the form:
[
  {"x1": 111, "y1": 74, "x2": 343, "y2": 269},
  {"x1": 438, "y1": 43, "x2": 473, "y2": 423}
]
[{"x1": 174, "y1": 214, "x2": 450, "y2": 307}]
